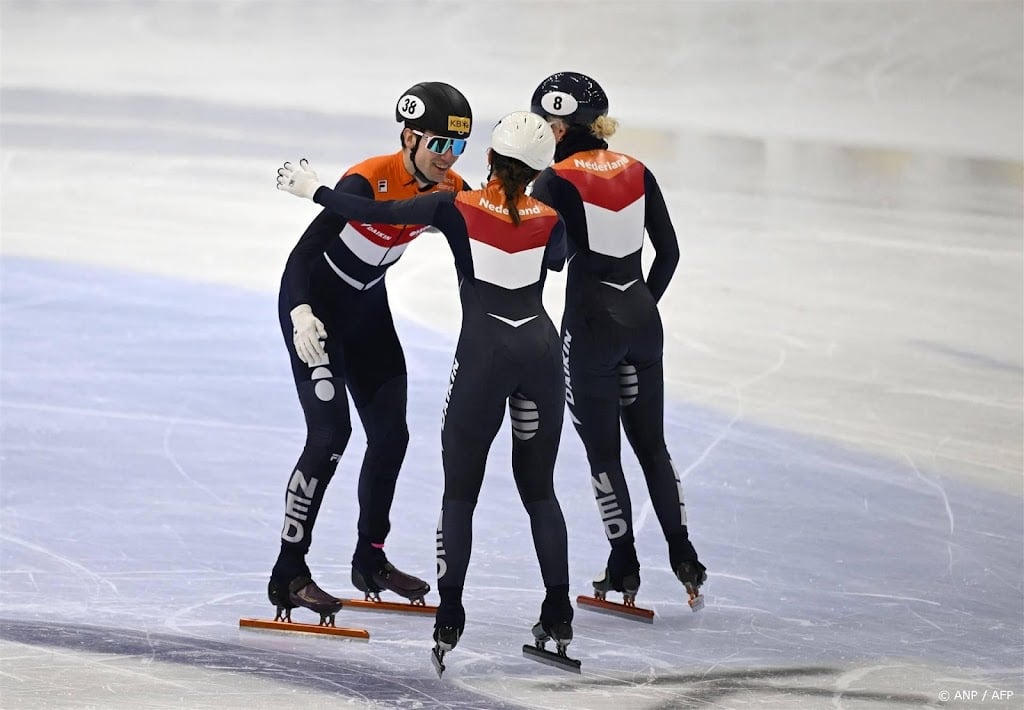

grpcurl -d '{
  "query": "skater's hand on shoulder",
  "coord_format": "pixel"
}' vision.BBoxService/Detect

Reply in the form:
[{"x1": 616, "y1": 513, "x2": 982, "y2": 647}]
[
  {"x1": 277, "y1": 159, "x2": 322, "y2": 200},
  {"x1": 289, "y1": 304, "x2": 327, "y2": 365}
]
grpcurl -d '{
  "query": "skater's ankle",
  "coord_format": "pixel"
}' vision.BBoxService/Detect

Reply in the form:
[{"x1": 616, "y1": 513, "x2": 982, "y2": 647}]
[
  {"x1": 436, "y1": 586, "x2": 465, "y2": 629},
  {"x1": 541, "y1": 584, "x2": 573, "y2": 625},
  {"x1": 438, "y1": 585, "x2": 464, "y2": 608},
  {"x1": 667, "y1": 530, "x2": 700, "y2": 570},
  {"x1": 271, "y1": 551, "x2": 310, "y2": 584},
  {"x1": 355, "y1": 534, "x2": 384, "y2": 552},
  {"x1": 607, "y1": 542, "x2": 639, "y2": 576},
  {"x1": 353, "y1": 535, "x2": 387, "y2": 567},
  {"x1": 543, "y1": 584, "x2": 570, "y2": 606}
]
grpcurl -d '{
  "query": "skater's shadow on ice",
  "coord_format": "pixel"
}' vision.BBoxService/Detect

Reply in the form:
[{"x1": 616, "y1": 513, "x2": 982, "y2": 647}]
[
  {"x1": 0, "y1": 620, "x2": 522, "y2": 709},
  {"x1": 0, "y1": 620, "x2": 937, "y2": 708},
  {"x1": 518, "y1": 665, "x2": 933, "y2": 707}
]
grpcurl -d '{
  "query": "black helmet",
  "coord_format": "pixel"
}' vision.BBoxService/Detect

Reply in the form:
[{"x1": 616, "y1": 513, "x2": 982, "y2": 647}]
[
  {"x1": 531, "y1": 72, "x2": 609, "y2": 127},
  {"x1": 395, "y1": 81, "x2": 472, "y2": 139}
]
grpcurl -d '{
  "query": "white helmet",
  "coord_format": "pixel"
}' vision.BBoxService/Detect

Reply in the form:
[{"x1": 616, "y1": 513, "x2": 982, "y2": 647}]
[{"x1": 490, "y1": 111, "x2": 555, "y2": 170}]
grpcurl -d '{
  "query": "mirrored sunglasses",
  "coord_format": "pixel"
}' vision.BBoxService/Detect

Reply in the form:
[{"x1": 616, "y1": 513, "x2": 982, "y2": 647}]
[{"x1": 413, "y1": 130, "x2": 467, "y2": 157}]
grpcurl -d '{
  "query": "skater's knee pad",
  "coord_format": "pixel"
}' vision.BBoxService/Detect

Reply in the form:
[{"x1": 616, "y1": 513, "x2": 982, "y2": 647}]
[
  {"x1": 517, "y1": 477, "x2": 556, "y2": 504},
  {"x1": 633, "y1": 446, "x2": 671, "y2": 472},
  {"x1": 304, "y1": 423, "x2": 352, "y2": 455},
  {"x1": 361, "y1": 425, "x2": 408, "y2": 492},
  {"x1": 524, "y1": 496, "x2": 563, "y2": 521},
  {"x1": 297, "y1": 380, "x2": 352, "y2": 452},
  {"x1": 366, "y1": 421, "x2": 409, "y2": 458},
  {"x1": 358, "y1": 377, "x2": 410, "y2": 458},
  {"x1": 357, "y1": 377, "x2": 406, "y2": 428},
  {"x1": 305, "y1": 424, "x2": 352, "y2": 456},
  {"x1": 586, "y1": 448, "x2": 625, "y2": 477}
]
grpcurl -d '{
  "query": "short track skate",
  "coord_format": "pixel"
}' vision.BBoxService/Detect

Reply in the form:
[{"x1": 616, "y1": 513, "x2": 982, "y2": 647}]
[
  {"x1": 672, "y1": 544, "x2": 707, "y2": 612},
  {"x1": 347, "y1": 557, "x2": 434, "y2": 613},
  {"x1": 430, "y1": 624, "x2": 461, "y2": 678},
  {"x1": 522, "y1": 621, "x2": 581, "y2": 673},
  {"x1": 240, "y1": 575, "x2": 370, "y2": 640},
  {"x1": 341, "y1": 596, "x2": 438, "y2": 615},
  {"x1": 576, "y1": 593, "x2": 655, "y2": 622},
  {"x1": 238, "y1": 613, "x2": 369, "y2": 640},
  {"x1": 686, "y1": 588, "x2": 705, "y2": 611},
  {"x1": 576, "y1": 569, "x2": 654, "y2": 622}
]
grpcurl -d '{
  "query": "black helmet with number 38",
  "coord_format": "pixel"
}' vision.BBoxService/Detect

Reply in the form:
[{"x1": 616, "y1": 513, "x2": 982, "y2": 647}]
[
  {"x1": 395, "y1": 81, "x2": 473, "y2": 139},
  {"x1": 531, "y1": 72, "x2": 609, "y2": 127}
]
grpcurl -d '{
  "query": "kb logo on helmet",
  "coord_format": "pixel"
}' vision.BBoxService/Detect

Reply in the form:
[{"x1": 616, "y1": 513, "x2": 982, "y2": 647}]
[{"x1": 448, "y1": 115, "x2": 471, "y2": 134}]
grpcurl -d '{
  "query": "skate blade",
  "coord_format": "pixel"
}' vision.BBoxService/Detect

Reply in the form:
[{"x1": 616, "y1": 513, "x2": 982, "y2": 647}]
[
  {"x1": 431, "y1": 647, "x2": 446, "y2": 678},
  {"x1": 576, "y1": 594, "x2": 654, "y2": 623},
  {"x1": 522, "y1": 644, "x2": 582, "y2": 673},
  {"x1": 341, "y1": 598, "x2": 437, "y2": 615},
  {"x1": 239, "y1": 617, "x2": 369, "y2": 640}
]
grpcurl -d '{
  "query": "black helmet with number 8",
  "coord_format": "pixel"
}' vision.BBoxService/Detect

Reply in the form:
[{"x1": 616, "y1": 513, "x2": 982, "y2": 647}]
[
  {"x1": 531, "y1": 72, "x2": 609, "y2": 127},
  {"x1": 395, "y1": 81, "x2": 473, "y2": 139}
]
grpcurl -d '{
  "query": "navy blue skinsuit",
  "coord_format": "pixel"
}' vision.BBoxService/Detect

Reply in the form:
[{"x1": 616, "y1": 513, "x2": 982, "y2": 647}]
[
  {"x1": 531, "y1": 130, "x2": 696, "y2": 577},
  {"x1": 274, "y1": 151, "x2": 465, "y2": 582},
  {"x1": 308, "y1": 179, "x2": 571, "y2": 605}
]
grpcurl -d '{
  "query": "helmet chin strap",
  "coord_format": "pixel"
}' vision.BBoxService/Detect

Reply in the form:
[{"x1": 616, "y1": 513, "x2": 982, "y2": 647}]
[{"x1": 408, "y1": 135, "x2": 439, "y2": 190}]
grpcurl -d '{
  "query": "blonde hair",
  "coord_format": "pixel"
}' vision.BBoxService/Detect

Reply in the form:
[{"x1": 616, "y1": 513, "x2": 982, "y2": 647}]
[
  {"x1": 549, "y1": 115, "x2": 619, "y2": 141},
  {"x1": 591, "y1": 115, "x2": 619, "y2": 140}
]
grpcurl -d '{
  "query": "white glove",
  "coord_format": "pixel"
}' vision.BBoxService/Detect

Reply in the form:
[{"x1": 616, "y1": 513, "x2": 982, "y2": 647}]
[
  {"x1": 277, "y1": 158, "x2": 322, "y2": 200},
  {"x1": 289, "y1": 304, "x2": 327, "y2": 365}
]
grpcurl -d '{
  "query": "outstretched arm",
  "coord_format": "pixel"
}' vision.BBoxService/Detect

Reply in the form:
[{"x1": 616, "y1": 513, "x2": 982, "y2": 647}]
[
  {"x1": 278, "y1": 159, "x2": 447, "y2": 227},
  {"x1": 278, "y1": 159, "x2": 473, "y2": 279}
]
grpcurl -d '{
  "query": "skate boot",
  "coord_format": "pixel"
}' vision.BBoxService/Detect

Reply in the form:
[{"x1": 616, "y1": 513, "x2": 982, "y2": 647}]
[
  {"x1": 267, "y1": 574, "x2": 344, "y2": 626},
  {"x1": 524, "y1": 589, "x2": 580, "y2": 672},
  {"x1": 534, "y1": 592, "x2": 574, "y2": 649},
  {"x1": 430, "y1": 601, "x2": 465, "y2": 678},
  {"x1": 593, "y1": 543, "x2": 641, "y2": 606},
  {"x1": 669, "y1": 533, "x2": 707, "y2": 611},
  {"x1": 351, "y1": 546, "x2": 431, "y2": 605}
]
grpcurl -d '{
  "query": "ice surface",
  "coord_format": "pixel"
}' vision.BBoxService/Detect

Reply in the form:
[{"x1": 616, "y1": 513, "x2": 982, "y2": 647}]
[{"x1": 2, "y1": 2, "x2": 1021, "y2": 708}]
